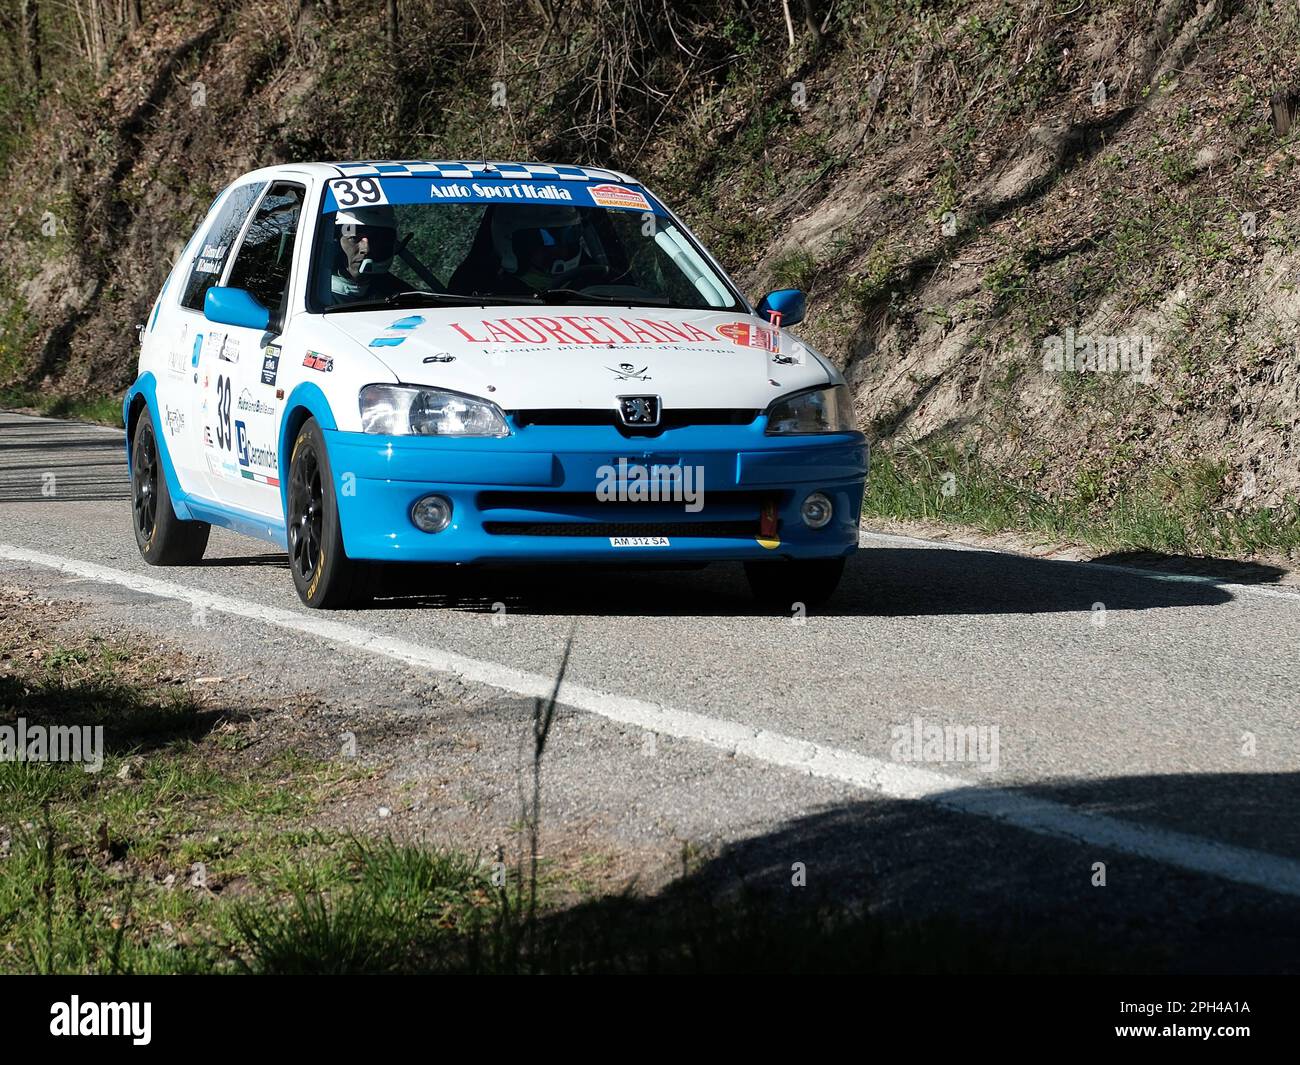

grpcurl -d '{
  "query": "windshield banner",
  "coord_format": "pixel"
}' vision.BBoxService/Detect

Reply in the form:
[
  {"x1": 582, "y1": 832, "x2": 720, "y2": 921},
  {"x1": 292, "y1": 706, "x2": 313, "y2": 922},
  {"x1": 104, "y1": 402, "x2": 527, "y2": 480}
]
[{"x1": 323, "y1": 176, "x2": 662, "y2": 215}]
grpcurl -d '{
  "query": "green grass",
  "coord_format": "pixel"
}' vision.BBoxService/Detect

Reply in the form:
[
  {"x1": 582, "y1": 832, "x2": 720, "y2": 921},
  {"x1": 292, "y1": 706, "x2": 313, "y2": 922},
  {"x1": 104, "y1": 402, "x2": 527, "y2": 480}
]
[
  {"x1": 1, "y1": 617, "x2": 1151, "y2": 974},
  {"x1": 0, "y1": 632, "x2": 359, "y2": 974},
  {"x1": 0, "y1": 387, "x2": 122, "y2": 426},
  {"x1": 771, "y1": 249, "x2": 819, "y2": 293},
  {"x1": 864, "y1": 443, "x2": 1300, "y2": 559}
]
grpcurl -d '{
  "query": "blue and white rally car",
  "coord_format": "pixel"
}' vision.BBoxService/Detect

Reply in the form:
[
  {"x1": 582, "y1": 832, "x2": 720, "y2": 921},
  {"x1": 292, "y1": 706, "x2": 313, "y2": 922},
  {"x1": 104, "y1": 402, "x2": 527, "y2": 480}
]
[{"x1": 124, "y1": 161, "x2": 867, "y2": 608}]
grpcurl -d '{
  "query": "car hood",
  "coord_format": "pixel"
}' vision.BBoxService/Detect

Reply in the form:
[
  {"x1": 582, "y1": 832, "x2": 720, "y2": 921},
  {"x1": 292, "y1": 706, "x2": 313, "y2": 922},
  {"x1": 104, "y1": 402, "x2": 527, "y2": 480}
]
[{"x1": 319, "y1": 305, "x2": 834, "y2": 412}]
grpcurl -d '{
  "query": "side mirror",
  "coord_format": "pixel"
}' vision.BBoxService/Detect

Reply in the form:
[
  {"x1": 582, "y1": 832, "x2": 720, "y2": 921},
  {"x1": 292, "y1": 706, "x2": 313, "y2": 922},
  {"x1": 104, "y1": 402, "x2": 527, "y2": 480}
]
[
  {"x1": 204, "y1": 286, "x2": 270, "y2": 331},
  {"x1": 756, "y1": 288, "x2": 806, "y2": 327}
]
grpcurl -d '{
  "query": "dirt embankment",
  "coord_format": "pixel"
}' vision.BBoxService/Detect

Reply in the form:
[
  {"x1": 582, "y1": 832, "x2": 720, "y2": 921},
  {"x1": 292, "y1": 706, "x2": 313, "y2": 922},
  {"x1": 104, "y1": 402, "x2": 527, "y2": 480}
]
[{"x1": 3, "y1": 0, "x2": 1299, "y2": 524}]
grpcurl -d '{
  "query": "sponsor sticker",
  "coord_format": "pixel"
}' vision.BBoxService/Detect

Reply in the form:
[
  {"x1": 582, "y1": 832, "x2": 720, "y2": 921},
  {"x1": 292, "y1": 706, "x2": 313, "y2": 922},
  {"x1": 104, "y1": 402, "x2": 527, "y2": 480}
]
[
  {"x1": 370, "y1": 315, "x2": 425, "y2": 348},
  {"x1": 303, "y1": 351, "x2": 333, "y2": 372},
  {"x1": 235, "y1": 419, "x2": 278, "y2": 473},
  {"x1": 717, "y1": 321, "x2": 779, "y2": 352},
  {"x1": 608, "y1": 363, "x2": 651, "y2": 381},
  {"x1": 167, "y1": 322, "x2": 190, "y2": 375},
  {"x1": 208, "y1": 332, "x2": 238, "y2": 364},
  {"x1": 587, "y1": 183, "x2": 652, "y2": 212},
  {"x1": 449, "y1": 315, "x2": 716, "y2": 346},
  {"x1": 426, "y1": 180, "x2": 575, "y2": 203},
  {"x1": 772, "y1": 341, "x2": 806, "y2": 367},
  {"x1": 609, "y1": 536, "x2": 670, "y2": 547},
  {"x1": 193, "y1": 243, "x2": 228, "y2": 275},
  {"x1": 237, "y1": 389, "x2": 275, "y2": 417},
  {"x1": 261, "y1": 344, "x2": 280, "y2": 386},
  {"x1": 164, "y1": 407, "x2": 185, "y2": 435}
]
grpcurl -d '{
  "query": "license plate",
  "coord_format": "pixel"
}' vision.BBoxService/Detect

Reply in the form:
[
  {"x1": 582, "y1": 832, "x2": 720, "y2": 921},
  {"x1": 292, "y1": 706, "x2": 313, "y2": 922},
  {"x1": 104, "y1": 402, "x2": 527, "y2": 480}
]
[{"x1": 609, "y1": 536, "x2": 670, "y2": 547}]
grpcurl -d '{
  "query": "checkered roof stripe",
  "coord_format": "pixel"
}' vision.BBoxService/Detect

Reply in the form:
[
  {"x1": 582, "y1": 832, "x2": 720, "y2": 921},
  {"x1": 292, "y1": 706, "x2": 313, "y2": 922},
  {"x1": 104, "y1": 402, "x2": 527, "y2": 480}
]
[{"x1": 329, "y1": 161, "x2": 630, "y2": 182}]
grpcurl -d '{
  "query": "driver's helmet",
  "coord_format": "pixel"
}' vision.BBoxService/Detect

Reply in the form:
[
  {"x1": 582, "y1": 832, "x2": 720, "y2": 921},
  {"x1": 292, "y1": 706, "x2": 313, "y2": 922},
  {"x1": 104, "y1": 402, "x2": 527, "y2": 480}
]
[
  {"x1": 333, "y1": 204, "x2": 398, "y2": 296},
  {"x1": 491, "y1": 204, "x2": 584, "y2": 280}
]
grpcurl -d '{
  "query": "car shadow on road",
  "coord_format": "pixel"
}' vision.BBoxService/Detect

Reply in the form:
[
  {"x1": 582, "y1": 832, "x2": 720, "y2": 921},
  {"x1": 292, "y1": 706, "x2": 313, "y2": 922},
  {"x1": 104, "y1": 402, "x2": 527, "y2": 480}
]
[
  {"x1": 1090, "y1": 549, "x2": 1290, "y2": 586},
  {"x1": 521, "y1": 769, "x2": 1300, "y2": 974},
  {"x1": 199, "y1": 554, "x2": 293, "y2": 568},
  {"x1": 359, "y1": 546, "x2": 1239, "y2": 617}
]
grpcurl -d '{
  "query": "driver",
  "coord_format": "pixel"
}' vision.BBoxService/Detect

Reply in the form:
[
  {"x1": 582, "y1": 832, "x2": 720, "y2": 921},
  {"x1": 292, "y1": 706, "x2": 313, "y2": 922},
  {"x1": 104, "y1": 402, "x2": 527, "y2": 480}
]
[
  {"x1": 330, "y1": 204, "x2": 406, "y2": 303},
  {"x1": 490, "y1": 204, "x2": 588, "y2": 294}
]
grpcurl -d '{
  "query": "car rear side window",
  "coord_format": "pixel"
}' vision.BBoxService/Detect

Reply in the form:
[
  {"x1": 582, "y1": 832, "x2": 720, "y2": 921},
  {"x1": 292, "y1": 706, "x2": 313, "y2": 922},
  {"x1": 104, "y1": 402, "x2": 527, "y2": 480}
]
[
  {"x1": 225, "y1": 182, "x2": 305, "y2": 320},
  {"x1": 179, "y1": 182, "x2": 266, "y2": 311}
]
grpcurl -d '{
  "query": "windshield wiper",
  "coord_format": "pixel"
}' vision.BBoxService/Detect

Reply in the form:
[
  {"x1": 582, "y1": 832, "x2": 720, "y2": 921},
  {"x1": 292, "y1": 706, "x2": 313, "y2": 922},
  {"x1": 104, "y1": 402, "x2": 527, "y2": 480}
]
[
  {"x1": 323, "y1": 290, "x2": 541, "y2": 313},
  {"x1": 539, "y1": 288, "x2": 669, "y2": 307}
]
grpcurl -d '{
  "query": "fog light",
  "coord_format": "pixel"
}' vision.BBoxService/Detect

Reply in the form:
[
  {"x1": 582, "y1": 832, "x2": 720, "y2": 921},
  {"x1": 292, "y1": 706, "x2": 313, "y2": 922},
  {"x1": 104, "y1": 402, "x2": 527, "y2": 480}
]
[
  {"x1": 411, "y1": 494, "x2": 452, "y2": 533},
  {"x1": 800, "y1": 491, "x2": 833, "y2": 529}
]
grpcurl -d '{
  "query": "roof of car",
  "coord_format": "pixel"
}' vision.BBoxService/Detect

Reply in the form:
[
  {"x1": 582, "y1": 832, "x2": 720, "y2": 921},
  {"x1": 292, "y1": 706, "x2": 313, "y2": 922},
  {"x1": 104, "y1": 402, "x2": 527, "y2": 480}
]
[{"x1": 315, "y1": 160, "x2": 639, "y2": 184}]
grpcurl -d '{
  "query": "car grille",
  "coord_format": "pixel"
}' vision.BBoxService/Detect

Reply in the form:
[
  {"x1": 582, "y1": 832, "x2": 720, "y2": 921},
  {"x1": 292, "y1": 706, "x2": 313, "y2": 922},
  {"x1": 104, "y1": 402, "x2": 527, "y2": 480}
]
[
  {"x1": 477, "y1": 490, "x2": 774, "y2": 510},
  {"x1": 482, "y1": 520, "x2": 756, "y2": 538},
  {"x1": 477, "y1": 488, "x2": 784, "y2": 538},
  {"x1": 511, "y1": 409, "x2": 758, "y2": 430}
]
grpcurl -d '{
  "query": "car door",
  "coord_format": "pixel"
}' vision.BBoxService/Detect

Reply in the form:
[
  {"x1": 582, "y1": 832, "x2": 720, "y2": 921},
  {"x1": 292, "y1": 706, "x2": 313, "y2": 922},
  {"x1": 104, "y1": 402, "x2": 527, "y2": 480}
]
[
  {"x1": 174, "y1": 181, "x2": 268, "y2": 500},
  {"x1": 204, "y1": 180, "x2": 307, "y2": 517}
]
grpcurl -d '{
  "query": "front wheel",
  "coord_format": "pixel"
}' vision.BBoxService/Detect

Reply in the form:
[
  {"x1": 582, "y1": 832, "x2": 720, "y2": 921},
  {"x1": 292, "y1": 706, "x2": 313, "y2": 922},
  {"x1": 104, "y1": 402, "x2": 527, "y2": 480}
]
[
  {"x1": 286, "y1": 418, "x2": 371, "y2": 609},
  {"x1": 131, "y1": 413, "x2": 209, "y2": 565},
  {"x1": 744, "y1": 557, "x2": 845, "y2": 612}
]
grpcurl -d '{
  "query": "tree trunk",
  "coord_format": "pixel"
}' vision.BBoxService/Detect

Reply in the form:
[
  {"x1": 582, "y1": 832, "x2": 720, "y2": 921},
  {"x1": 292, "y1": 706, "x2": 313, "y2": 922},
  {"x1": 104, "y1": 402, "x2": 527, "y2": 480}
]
[
  {"x1": 386, "y1": 0, "x2": 398, "y2": 45},
  {"x1": 801, "y1": 0, "x2": 821, "y2": 47},
  {"x1": 21, "y1": 0, "x2": 42, "y2": 92}
]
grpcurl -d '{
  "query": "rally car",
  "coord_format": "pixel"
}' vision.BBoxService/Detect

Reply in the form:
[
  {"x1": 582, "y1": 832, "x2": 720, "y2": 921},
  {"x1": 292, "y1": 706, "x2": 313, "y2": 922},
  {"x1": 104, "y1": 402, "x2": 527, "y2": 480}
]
[{"x1": 124, "y1": 160, "x2": 868, "y2": 608}]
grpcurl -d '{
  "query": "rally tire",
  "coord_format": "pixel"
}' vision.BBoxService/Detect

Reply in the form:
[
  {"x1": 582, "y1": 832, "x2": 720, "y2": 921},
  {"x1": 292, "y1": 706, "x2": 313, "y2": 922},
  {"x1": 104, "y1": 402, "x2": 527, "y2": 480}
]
[
  {"x1": 131, "y1": 413, "x2": 210, "y2": 565},
  {"x1": 744, "y1": 557, "x2": 845, "y2": 612},
  {"x1": 286, "y1": 418, "x2": 372, "y2": 609}
]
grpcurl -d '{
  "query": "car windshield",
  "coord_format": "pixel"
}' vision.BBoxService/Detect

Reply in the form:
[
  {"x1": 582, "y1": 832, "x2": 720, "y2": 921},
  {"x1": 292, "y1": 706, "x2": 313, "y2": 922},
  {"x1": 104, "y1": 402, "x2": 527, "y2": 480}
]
[{"x1": 308, "y1": 175, "x2": 741, "y2": 313}]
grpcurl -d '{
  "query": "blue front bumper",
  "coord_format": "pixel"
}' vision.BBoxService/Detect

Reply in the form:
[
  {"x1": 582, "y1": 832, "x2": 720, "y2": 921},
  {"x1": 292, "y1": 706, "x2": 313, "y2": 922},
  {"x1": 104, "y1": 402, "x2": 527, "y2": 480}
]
[{"x1": 326, "y1": 422, "x2": 868, "y2": 564}]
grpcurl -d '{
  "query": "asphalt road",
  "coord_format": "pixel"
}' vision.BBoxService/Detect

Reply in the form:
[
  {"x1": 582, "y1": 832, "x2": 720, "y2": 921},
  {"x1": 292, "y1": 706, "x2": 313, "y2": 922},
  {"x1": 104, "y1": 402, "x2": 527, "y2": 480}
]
[{"x1": 3, "y1": 409, "x2": 1299, "y2": 971}]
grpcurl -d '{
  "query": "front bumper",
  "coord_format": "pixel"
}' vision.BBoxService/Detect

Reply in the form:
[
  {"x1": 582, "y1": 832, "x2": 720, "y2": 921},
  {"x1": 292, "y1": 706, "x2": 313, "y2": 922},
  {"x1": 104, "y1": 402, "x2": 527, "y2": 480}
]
[{"x1": 325, "y1": 422, "x2": 868, "y2": 564}]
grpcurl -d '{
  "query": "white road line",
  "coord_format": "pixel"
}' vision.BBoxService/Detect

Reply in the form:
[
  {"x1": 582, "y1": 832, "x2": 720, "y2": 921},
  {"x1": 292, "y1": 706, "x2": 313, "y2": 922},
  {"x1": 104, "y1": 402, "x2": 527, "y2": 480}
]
[
  {"x1": 7, "y1": 409, "x2": 1298, "y2": 603},
  {"x1": 4, "y1": 540, "x2": 1300, "y2": 898}
]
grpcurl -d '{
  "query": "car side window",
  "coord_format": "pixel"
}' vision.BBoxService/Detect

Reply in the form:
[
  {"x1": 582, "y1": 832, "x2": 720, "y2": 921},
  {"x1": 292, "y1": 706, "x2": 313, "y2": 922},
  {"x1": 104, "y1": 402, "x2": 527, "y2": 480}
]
[
  {"x1": 225, "y1": 182, "x2": 306, "y2": 320},
  {"x1": 180, "y1": 182, "x2": 266, "y2": 311}
]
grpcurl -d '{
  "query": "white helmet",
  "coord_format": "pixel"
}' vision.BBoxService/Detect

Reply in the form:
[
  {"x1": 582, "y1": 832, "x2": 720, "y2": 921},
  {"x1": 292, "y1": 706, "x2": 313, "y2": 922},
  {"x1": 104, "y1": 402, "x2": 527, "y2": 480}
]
[
  {"x1": 491, "y1": 204, "x2": 584, "y2": 276},
  {"x1": 336, "y1": 204, "x2": 397, "y2": 277}
]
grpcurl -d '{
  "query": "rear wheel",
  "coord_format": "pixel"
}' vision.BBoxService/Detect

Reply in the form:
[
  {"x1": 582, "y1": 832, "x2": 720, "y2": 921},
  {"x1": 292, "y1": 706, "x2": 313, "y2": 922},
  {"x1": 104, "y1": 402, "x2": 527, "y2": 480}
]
[
  {"x1": 745, "y1": 557, "x2": 845, "y2": 612},
  {"x1": 286, "y1": 418, "x2": 371, "y2": 609},
  {"x1": 131, "y1": 413, "x2": 209, "y2": 565}
]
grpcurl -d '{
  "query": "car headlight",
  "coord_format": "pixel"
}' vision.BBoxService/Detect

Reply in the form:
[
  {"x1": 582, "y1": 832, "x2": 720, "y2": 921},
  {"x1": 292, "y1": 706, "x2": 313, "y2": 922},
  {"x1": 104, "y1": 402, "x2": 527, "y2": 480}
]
[
  {"x1": 359, "y1": 384, "x2": 510, "y2": 436},
  {"x1": 764, "y1": 384, "x2": 856, "y2": 434}
]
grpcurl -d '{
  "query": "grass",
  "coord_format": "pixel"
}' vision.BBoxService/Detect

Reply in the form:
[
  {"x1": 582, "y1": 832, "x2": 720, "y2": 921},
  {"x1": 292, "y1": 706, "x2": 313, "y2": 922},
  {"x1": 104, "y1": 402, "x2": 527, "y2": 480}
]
[
  {"x1": 771, "y1": 249, "x2": 819, "y2": 293},
  {"x1": 864, "y1": 442, "x2": 1300, "y2": 559},
  {"x1": 0, "y1": 606, "x2": 1151, "y2": 973},
  {"x1": 0, "y1": 387, "x2": 122, "y2": 427},
  {"x1": 0, "y1": 627, "x2": 359, "y2": 974}
]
